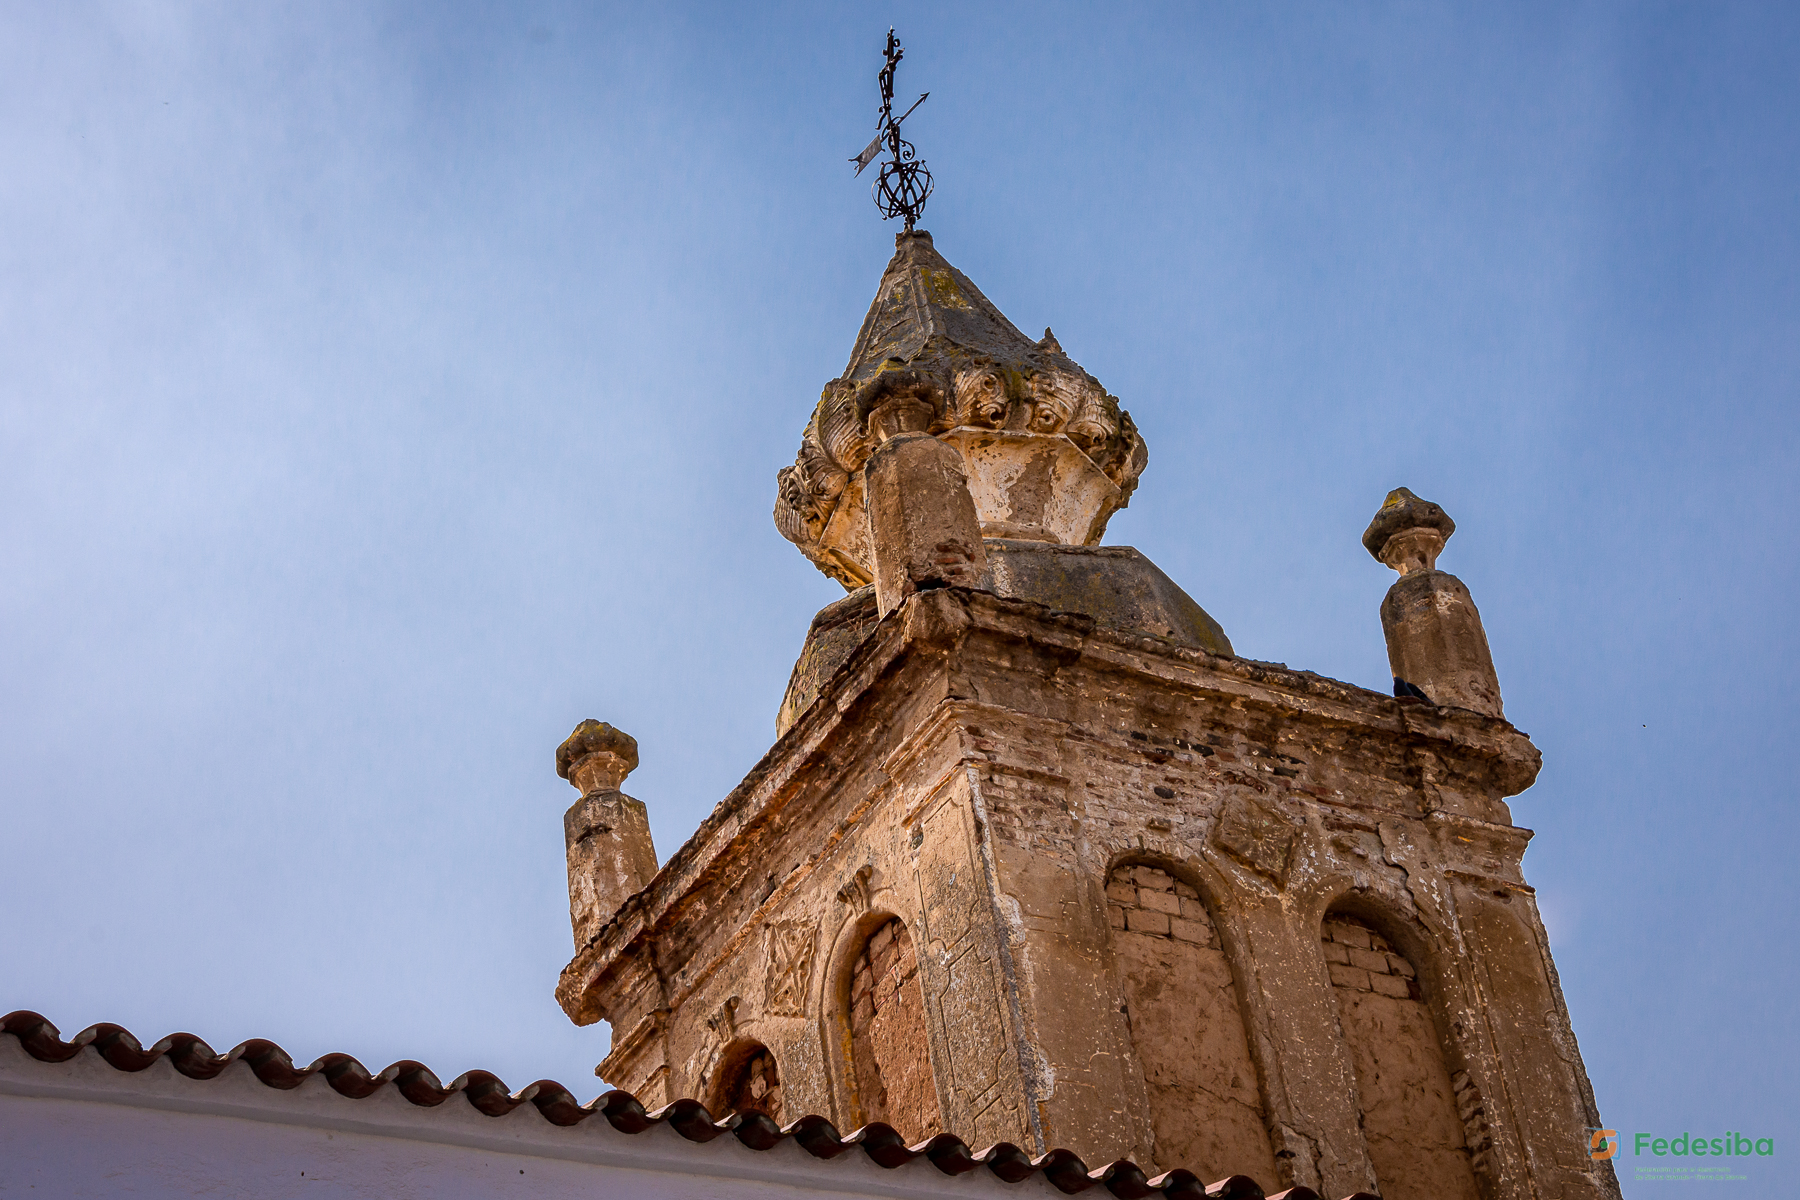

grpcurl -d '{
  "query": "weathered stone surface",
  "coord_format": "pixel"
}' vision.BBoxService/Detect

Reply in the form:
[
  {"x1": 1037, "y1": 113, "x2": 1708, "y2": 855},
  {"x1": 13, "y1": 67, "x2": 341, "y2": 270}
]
[
  {"x1": 864, "y1": 431, "x2": 988, "y2": 617},
  {"x1": 1363, "y1": 487, "x2": 1455, "y2": 568},
  {"x1": 1381, "y1": 570, "x2": 1505, "y2": 716},
  {"x1": 774, "y1": 231, "x2": 1147, "y2": 589},
  {"x1": 557, "y1": 719, "x2": 639, "y2": 793},
  {"x1": 981, "y1": 540, "x2": 1231, "y2": 655},
  {"x1": 556, "y1": 720, "x2": 657, "y2": 951},
  {"x1": 1366, "y1": 489, "x2": 1505, "y2": 717},
  {"x1": 850, "y1": 918, "x2": 942, "y2": 1139},
  {"x1": 562, "y1": 790, "x2": 657, "y2": 949},
  {"x1": 557, "y1": 586, "x2": 1611, "y2": 1199},
  {"x1": 1323, "y1": 915, "x2": 1480, "y2": 1200},
  {"x1": 775, "y1": 541, "x2": 1230, "y2": 738},
  {"x1": 1110, "y1": 864, "x2": 1278, "y2": 1183},
  {"x1": 776, "y1": 586, "x2": 879, "y2": 739}
]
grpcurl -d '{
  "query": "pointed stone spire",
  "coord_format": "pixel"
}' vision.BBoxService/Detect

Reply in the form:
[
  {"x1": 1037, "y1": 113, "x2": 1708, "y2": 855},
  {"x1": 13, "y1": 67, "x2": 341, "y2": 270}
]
[
  {"x1": 840, "y1": 230, "x2": 1042, "y2": 383},
  {"x1": 775, "y1": 230, "x2": 1149, "y2": 590}
]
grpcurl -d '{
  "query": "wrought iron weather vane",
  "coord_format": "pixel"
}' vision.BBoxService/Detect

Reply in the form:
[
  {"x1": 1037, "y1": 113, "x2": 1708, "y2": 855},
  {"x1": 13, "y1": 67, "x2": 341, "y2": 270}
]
[{"x1": 850, "y1": 29, "x2": 932, "y2": 230}]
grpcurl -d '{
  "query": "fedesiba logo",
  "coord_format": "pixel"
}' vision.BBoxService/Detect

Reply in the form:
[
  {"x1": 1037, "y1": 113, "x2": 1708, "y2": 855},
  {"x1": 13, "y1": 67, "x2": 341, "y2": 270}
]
[
  {"x1": 1587, "y1": 1125, "x2": 1775, "y2": 1184},
  {"x1": 1588, "y1": 1126, "x2": 1773, "y2": 1162},
  {"x1": 1633, "y1": 1131, "x2": 1774, "y2": 1159}
]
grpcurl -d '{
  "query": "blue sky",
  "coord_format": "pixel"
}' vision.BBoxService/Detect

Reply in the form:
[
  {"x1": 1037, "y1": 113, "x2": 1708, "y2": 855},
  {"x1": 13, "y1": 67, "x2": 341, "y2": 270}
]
[{"x1": 2, "y1": 0, "x2": 1795, "y2": 1178}]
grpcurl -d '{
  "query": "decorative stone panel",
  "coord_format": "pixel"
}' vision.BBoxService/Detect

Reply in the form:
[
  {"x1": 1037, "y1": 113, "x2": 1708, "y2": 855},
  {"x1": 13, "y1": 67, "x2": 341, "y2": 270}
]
[
  {"x1": 764, "y1": 923, "x2": 817, "y2": 1018},
  {"x1": 1213, "y1": 795, "x2": 1296, "y2": 884}
]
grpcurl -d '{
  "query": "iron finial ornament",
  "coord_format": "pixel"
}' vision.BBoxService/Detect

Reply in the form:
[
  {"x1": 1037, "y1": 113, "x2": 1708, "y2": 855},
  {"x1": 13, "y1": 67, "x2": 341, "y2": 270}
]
[{"x1": 849, "y1": 29, "x2": 932, "y2": 230}]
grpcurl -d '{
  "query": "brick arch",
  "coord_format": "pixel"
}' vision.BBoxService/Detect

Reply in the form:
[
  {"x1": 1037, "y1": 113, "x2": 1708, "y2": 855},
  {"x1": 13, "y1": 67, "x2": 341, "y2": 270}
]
[
  {"x1": 844, "y1": 916, "x2": 942, "y2": 1139},
  {"x1": 1105, "y1": 859, "x2": 1276, "y2": 1181},
  {"x1": 1320, "y1": 907, "x2": 1483, "y2": 1200},
  {"x1": 707, "y1": 1038, "x2": 783, "y2": 1122}
]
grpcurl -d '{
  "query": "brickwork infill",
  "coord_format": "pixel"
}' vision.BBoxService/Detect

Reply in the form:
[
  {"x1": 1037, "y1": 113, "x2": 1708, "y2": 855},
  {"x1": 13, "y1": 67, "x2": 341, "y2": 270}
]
[
  {"x1": 1320, "y1": 915, "x2": 1420, "y2": 1000},
  {"x1": 1105, "y1": 864, "x2": 1220, "y2": 947},
  {"x1": 1322, "y1": 915, "x2": 1480, "y2": 1200},
  {"x1": 849, "y1": 918, "x2": 942, "y2": 1140},
  {"x1": 1107, "y1": 865, "x2": 1277, "y2": 1183}
]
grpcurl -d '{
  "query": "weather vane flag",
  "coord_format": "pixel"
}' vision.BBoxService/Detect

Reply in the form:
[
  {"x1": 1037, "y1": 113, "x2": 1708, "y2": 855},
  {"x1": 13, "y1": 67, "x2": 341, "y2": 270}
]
[{"x1": 850, "y1": 29, "x2": 932, "y2": 230}]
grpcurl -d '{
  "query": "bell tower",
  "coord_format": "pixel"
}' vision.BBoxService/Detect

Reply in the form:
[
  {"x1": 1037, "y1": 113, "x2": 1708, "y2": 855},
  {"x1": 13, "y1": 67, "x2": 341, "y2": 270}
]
[{"x1": 554, "y1": 231, "x2": 1619, "y2": 1200}]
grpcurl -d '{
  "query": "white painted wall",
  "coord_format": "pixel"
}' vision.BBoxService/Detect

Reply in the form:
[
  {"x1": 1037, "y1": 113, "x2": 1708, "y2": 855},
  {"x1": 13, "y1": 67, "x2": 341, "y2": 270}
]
[{"x1": 0, "y1": 1037, "x2": 1057, "y2": 1200}]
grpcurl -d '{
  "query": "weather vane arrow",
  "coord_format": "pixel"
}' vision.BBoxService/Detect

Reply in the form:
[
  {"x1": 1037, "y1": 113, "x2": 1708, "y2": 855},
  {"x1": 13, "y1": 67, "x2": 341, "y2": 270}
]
[
  {"x1": 849, "y1": 29, "x2": 933, "y2": 230},
  {"x1": 851, "y1": 92, "x2": 928, "y2": 176}
]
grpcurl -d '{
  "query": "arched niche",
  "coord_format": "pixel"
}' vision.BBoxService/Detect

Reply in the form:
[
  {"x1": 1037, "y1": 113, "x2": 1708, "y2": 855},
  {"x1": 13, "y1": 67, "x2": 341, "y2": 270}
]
[
  {"x1": 1319, "y1": 902, "x2": 1482, "y2": 1200},
  {"x1": 815, "y1": 907, "x2": 893, "y2": 1129},
  {"x1": 1104, "y1": 856, "x2": 1276, "y2": 1182},
  {"x1": 824, "y1": 913, "x2": 941, "y2": 1139},
  {"x1": 707, "y1": 1038, "x2": 783, "y2": 1122}
]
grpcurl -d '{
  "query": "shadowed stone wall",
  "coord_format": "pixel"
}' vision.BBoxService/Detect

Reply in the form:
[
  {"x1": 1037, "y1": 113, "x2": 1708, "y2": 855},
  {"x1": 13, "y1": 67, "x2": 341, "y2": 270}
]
[
  {"x1": 850, "y1": 918, "x2": 942, "y2": 1139},
  {"x1": 1106, "y1": 863, "x2": 1277, "y2": 1182},
  {"x1": 1323, "y1": 915, "x2": 1480, "y2": 1200}
]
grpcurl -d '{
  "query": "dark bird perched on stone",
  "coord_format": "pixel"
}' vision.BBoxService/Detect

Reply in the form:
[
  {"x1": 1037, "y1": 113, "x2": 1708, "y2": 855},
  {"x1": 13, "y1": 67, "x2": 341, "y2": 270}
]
[{"x1": 1394, "y1": 677, "x2": 1432, "y2": 703}]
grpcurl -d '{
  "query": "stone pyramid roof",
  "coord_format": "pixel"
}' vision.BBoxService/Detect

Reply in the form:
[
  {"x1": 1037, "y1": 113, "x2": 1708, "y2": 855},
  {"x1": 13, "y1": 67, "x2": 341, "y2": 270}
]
[{"x1": 842, "y1": 231, "x2": 1045, "y2": 383}]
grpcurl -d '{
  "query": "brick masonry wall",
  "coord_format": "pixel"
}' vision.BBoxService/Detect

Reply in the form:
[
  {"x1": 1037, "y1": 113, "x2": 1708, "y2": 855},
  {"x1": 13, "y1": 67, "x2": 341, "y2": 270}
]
[
  {"x1": 849, "y1": 918, "x2": 942, "y2": 1140},
  {"x1": 1105, "y1": 864, "x2": 1220, "y2": 947},
  {"x1": 1320, "y1": 916, "x2": 1420, "y2": 1000},
  {"x1": 1322, "y1": 915, "x2": 1480, "y2": 1200},
  {"x1": 1106, "y1": 865, "x2": 1277, "y2": 1182}
]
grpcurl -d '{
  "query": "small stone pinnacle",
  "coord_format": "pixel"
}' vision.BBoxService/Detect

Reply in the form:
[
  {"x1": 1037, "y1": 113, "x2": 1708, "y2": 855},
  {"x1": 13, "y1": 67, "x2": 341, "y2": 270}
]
[{"x1": 556, "y1": 719, "x2": 639, "y2": 793}]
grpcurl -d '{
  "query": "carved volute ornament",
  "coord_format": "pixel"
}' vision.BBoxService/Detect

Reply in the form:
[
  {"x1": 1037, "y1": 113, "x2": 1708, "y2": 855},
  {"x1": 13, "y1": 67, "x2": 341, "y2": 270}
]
[{"x1": 775, "y1": 230, "x2": 1148, "y2": 588}]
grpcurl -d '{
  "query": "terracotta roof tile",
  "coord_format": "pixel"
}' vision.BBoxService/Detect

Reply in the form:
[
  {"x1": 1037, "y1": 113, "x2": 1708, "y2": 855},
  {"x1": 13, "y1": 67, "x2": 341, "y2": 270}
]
[{"x1": 3, "y1": 1010, "x2": 1377, "y2": 1200}]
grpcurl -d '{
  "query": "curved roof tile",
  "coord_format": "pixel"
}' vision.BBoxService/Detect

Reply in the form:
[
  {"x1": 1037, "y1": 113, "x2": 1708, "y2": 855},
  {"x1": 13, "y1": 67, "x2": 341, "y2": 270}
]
[{"x1": 3, "y1": 1010, "x2": 1375, "y2": 1200}]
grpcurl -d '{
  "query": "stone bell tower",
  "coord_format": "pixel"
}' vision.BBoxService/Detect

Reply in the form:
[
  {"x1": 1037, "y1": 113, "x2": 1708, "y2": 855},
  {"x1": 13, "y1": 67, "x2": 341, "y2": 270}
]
[{"x1": 554, "y1": 231, "x2": 1618, "y2": 1200}]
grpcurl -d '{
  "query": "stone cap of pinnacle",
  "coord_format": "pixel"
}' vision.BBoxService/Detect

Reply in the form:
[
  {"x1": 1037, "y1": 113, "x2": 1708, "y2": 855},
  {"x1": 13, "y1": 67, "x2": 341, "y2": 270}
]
[
  {"x1": 556, "y1": 720, "x2": 639, "y2": 788},
  {"x1": 1362, "y1": 487, "x2": 1456, "y2": 562}
]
